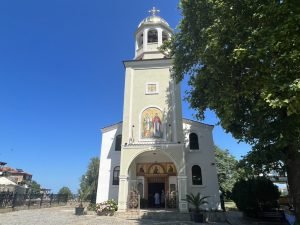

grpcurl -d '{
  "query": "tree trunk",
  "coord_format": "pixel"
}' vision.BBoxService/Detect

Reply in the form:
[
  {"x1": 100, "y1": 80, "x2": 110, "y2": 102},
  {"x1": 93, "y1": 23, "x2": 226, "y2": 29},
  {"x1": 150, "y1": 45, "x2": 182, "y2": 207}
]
[{"x1": 286, "y1": 145, "x2": 300, "y2": 222}]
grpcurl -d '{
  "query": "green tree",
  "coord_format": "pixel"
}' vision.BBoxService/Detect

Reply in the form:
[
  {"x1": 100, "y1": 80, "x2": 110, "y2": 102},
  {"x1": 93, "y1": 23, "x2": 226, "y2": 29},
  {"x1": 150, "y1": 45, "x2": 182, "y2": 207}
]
[
  {"x1": 30, "y1": 180, "x2": 41, "y2": 194},
  {"x1": 79, "y1": 157, "x2": 99, "y2": 203},
  {"x1": 163, "y1": 0, "x2": 300, "y2": 220},
  {"x1": 58, "y1": 186, "x2": 73, "y2": 200},
  {"x1": 214, "y1": 146, "x2": 241, "y2": 198},
  {"x1": 232, "y1": 177, "x2": 280, "y2": 214}
]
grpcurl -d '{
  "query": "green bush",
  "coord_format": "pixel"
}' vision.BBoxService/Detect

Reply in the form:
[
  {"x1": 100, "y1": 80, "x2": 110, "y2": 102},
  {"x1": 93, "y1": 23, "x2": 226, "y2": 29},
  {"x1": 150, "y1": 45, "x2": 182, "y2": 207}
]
[{"x1": 231, "y1": 177, "x2": 280, "y2": 215}]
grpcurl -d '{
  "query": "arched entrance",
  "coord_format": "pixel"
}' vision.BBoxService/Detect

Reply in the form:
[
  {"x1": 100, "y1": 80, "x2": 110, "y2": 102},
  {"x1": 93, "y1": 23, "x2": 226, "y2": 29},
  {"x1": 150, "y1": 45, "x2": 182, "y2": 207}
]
[{"x1": 127, "y1": 151, "x2": 178, "y2": 209}]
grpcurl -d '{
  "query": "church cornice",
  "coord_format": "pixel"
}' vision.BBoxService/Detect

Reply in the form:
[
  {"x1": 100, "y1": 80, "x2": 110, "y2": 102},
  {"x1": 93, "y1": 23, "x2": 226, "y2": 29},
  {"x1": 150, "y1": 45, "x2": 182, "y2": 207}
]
[
  {"x1": 101, "y1": 121, "x2": 122, "y2": 133},
  {"x1": 123, "y1": 58, "x2": 172, "y2": 69},
  {"x1": 182, "y1": 118, "x2": 214, "y2": 130}
]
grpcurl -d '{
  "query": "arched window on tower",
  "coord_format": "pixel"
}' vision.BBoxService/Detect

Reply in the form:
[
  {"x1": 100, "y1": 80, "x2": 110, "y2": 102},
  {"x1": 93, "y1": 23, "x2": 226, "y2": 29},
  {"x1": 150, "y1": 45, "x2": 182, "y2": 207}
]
[
  {"x1": 148, "y1": 29, "x2": 158, "y2": 43},
  {"x1": 192, "y1": 165, "x2": 202, "y2": 185},
  {"x1": 162, "y1": 31, "x2": 169, "y2": 42},
  {"x1": 138, "y1": 33, "x2": 143, "y2": 48},
  {"x1": 112, "y1": 166, "x2": 120, "y2": 185},
  {"x1": 115, "y1": 135, "x2": 122, "y2": 151},
  {"x1": 189, "y1": 133, "x2": 199, "y2": 150}
]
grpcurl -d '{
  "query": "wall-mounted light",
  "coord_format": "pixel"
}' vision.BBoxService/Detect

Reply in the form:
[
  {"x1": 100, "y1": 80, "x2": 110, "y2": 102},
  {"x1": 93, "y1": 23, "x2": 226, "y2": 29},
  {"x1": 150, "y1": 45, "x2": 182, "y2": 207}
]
[{"x1": 211, "y1": 163, "x2": 215, "y2": 166}]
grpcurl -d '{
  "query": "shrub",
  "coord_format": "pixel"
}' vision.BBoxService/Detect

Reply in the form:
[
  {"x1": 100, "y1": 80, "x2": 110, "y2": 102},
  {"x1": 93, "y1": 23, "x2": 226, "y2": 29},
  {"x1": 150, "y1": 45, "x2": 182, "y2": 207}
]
[
  {"x1": 231, "y1": 177, "x2": 280, "y2": 215},
  {"x1": 95, "y1": 199, "x2": 118, "y2": 214}
]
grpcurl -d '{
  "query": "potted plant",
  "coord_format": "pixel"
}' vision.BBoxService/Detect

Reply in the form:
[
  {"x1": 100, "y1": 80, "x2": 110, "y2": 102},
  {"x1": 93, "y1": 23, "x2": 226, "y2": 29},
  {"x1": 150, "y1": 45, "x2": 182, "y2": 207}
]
[
  {"x1": 75, "y1": 192, "x2": 85, "y2": 215},
  {"x1": 185, "y1": 193, "x2": 209, "y2": 223},
  {"x1": 75, "y1": 201, "x2": 85, "y2": 215}
]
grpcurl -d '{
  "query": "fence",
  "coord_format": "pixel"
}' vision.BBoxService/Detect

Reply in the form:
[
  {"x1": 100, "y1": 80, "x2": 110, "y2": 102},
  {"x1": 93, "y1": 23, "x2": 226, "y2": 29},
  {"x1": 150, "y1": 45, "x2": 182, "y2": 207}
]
[{"x1": 0, "y1": 191, "x2": 68, "y2": 210}]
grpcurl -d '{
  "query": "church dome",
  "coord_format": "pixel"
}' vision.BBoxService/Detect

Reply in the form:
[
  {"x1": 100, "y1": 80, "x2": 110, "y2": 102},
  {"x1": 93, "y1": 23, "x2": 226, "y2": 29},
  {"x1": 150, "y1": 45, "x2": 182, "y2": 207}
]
[
  {"x1": 134, "y1": 7, "x2": 173, "y2": 60},
  {"x1": 138, "y1": 15, "x2": 170, "y2": 28}
]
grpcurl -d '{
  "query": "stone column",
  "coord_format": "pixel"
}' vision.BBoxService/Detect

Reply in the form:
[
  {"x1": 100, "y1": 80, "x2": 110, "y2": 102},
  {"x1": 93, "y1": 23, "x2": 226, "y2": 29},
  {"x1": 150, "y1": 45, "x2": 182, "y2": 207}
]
[
  {"x1": 143, "y1": 29, "x2": 148, "y2": 51},
  {"x1": 177, "y1": 175, "x2": 188, "y2": 212},
  {"x1": 157, "y1": 28, "x2": 163, "y2": 46},
  {"x1": 117, "y1": 175, "x2": 129, "y2": 212}
]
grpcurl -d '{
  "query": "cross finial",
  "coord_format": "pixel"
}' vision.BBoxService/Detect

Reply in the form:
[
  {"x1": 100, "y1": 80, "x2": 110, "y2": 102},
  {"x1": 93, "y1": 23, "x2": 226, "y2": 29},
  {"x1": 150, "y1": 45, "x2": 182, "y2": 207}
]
[{"x1": 148, "y1": 7, "x2": 160, "y2": 16}]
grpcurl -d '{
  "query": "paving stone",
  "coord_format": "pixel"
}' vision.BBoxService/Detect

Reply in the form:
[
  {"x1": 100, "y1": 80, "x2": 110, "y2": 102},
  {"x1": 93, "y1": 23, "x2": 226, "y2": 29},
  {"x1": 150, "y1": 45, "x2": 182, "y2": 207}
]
[{"x1": 0, "y1": 206, "x2": 230, "y2": 225}]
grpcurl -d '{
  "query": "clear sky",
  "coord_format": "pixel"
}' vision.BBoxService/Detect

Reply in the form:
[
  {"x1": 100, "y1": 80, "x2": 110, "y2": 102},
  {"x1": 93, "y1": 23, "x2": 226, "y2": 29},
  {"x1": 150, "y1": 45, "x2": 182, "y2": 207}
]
[{"x1": 0, "y1": 0, "x2": 251, "y2": 193}]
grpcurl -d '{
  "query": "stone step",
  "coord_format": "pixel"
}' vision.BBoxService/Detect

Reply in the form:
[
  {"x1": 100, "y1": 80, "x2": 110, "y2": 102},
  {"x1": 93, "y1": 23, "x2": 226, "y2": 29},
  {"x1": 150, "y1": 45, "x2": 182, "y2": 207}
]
[{"x1": 115, "y1": 210, "x2": 191, "y2": 221}]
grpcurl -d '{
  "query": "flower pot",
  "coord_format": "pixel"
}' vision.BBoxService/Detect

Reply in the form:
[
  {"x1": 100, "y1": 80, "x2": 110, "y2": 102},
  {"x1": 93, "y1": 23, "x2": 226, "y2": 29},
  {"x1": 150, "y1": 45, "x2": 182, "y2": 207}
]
[
  {"x1": 75, "y1": 207, "x2": 84, "y2": 215},
  {"x1": 193, "y1": 212, "x2": 204, "y2": 223}
]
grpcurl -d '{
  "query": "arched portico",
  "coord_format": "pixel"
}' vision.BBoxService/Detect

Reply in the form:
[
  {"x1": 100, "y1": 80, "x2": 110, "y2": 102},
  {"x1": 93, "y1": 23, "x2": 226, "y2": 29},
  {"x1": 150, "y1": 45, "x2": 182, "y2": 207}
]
[{"x1": 118, "y1": 147, "x2": 188, "y2": 212}]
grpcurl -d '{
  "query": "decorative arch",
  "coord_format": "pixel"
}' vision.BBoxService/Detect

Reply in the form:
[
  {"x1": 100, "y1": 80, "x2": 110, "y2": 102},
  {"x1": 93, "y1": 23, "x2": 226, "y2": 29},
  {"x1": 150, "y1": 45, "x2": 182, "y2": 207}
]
[
  {"x1": 141, "y1": 107, "x2": 163, "y2": 139},
  {"x1": 125, "y1": 149, "x2": 181, "y2": 177}
]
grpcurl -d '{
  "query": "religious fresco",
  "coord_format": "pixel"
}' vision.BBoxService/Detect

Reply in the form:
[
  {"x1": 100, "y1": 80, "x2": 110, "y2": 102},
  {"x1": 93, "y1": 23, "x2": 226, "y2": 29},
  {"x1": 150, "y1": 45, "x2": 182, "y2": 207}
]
[
  {"x1": 136, "y1": 163, "x2": 177, "y2": 176},
  {"x1": 149, "y1": 164, "x2": 164, "y2": 174},
  {"x1": 141, "y1": 107, "x2": 163, "y2": 139}
]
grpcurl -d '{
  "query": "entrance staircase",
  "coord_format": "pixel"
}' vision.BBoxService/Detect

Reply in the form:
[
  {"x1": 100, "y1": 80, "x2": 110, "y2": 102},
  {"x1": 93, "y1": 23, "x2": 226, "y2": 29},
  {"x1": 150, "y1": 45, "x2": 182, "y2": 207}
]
[{"x1": 115, "y1": 209, "x2": 191, "y2": 221}]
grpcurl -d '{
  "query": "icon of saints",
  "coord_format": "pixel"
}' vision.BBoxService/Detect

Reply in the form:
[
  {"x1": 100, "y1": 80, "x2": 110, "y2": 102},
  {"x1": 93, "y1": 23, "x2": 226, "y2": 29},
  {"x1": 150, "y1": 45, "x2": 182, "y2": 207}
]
[{"x1": 143, "y1": 113, "x2": 152, "y2": 138}]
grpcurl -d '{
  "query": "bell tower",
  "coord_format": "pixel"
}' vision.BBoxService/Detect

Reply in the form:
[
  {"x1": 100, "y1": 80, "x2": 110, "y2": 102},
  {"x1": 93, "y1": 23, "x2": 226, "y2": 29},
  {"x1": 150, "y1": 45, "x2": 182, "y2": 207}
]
[
  {"x1": 134, "y1": 7, "x2": 173, "y2": 60},
  {"x1": 118, "y1": 8, "x2": 188, "y2": 213}
]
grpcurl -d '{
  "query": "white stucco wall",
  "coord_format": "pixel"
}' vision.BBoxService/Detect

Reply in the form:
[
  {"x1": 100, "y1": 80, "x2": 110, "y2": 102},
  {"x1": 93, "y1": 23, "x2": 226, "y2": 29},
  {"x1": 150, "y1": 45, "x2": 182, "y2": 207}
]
[
  {"x1": 183, "y1": 119, "x2": 220, "y2": 209},
  {"x1": 96, "y1": 123, "x2": 122, "y2": 203},
  {"x1": 97, "y1": 119, "x2": 220, "y2": 209}
]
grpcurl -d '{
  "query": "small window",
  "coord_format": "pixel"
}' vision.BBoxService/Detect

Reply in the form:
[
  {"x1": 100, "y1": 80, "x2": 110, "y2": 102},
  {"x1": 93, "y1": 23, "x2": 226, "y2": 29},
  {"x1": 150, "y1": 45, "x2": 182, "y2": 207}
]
[
  {"x1": 115, "y1": 135, "x2": 122, "y2": 151},
  {"x1": 189, "y1": 133, "x2": 199, "y2": 150},
  {"x1": 112, "y1": 166, "x2": 120, "y2": 185},
  {"x1": 148, "y1": 29, "x2": 158, "y2": 43},
  {"x1": 145, "y1": 83, "x2": 159, "y2": 95},
  {"x1": 192, "y1": 165, "x2": 202, "y2": 185}
]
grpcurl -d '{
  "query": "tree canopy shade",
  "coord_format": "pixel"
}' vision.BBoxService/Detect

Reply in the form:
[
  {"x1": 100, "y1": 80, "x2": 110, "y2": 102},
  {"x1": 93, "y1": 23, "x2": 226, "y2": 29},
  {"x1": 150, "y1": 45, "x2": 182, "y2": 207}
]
[
  {"x1": 79, "y1": 157, "x2": 99, "y2": 203},
  {"x1": 163, "y1": 0, "x2": 300, "y2": 220}
]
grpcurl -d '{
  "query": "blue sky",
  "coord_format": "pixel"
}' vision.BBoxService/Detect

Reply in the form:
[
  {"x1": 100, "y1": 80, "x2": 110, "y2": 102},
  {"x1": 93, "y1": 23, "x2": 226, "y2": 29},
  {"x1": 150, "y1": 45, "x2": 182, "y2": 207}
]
[{"x1": 0, "y1": 0, "x2": 251, "y2": 193}]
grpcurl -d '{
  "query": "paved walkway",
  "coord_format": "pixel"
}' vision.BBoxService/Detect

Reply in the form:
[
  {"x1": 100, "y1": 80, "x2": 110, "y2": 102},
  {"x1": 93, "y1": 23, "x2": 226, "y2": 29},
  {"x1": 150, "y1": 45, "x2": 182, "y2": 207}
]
[
  {"x1": 0, "y1": 206, "x2": 228, "y2": 225},
  {"x1": 1, "y1": 206, "x2": 288, "y2": 225}
]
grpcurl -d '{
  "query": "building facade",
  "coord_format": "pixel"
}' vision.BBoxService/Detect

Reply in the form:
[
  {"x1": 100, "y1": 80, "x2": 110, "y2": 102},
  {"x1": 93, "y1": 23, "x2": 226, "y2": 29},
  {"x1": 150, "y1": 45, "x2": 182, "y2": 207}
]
[{"x1": 96, "y1": 8, "x2": 220, "y2": 212}]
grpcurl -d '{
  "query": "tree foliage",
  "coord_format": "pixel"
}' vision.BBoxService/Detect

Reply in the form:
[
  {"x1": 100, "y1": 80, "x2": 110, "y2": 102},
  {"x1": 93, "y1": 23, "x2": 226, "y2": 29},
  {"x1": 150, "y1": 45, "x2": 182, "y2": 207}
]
[
  {"x1": 58, "y1": 186, "x2": 73, "y2": 200},
  {"x1": 79, "y1": 157, "x2": 99, "y2": 203},
  {"x1": 163, "y1": 0, "x2": 300, "y2": 220},
  {"x1": 29, "y1": 180, "x2": 41, "y2": 194},
  {"x1": 214, "y1": 146, "x2": 241, "y2": 197},
  {"x1": 232, "y1": 177, "x2": 280, "y2": 214}
]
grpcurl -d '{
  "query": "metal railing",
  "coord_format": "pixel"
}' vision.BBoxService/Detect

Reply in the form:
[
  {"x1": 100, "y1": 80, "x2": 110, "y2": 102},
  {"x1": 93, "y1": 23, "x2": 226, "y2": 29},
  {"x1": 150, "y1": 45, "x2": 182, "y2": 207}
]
[{"x1": 0, "y1": 191, "x2": 68, "y2": 209}]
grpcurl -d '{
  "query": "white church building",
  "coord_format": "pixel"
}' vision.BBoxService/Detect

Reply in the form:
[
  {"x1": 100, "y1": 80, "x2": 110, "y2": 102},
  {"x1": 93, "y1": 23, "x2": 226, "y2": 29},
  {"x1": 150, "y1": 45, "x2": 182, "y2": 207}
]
[{"x1": 96, "y1": 8, "x2": 220, "y2": 213}]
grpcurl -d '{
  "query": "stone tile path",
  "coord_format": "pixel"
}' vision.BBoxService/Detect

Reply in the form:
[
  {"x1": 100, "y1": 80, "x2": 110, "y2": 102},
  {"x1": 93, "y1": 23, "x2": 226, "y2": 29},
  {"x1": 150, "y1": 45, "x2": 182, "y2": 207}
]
[{"x1": 0, "y1": 206, "x2": 230, "y2": 225}]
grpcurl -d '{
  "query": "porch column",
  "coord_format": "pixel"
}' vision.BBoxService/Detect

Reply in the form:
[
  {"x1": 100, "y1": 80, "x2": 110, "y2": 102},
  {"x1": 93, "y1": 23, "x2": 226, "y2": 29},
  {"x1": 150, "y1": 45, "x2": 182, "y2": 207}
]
[
  {"x1": 118, "y1": 175, "x2": 129, "y2": 212},
  {"x1": 177, "y1": 175, "x2": 188, "y2": 212}
]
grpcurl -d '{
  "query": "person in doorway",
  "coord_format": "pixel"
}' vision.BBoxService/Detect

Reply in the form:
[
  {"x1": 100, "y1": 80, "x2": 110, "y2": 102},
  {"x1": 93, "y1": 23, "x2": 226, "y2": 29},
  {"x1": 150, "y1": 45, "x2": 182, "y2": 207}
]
[
  {"x1": 154, "y1": 192, "x2": 160, "y2": 208},
  {"x1": 161, "y1": 190, "x2": 165, "y2": 208}
]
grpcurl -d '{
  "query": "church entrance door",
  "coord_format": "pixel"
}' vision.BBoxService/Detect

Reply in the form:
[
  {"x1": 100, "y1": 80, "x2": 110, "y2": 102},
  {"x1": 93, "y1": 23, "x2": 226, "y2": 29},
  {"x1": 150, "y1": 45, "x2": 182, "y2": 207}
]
[{"x1": 148, "y1": 182, "x2": 164, "y2": 208}]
